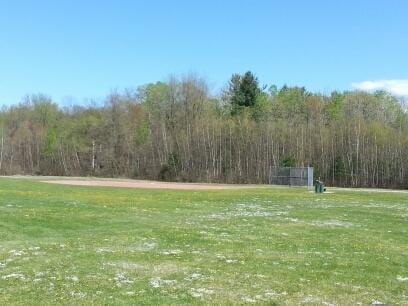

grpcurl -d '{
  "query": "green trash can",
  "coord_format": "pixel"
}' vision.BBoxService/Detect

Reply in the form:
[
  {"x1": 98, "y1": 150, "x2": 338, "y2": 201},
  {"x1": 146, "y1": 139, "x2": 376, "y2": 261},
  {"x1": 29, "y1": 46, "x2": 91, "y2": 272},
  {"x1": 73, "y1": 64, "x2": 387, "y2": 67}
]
[
  {"x1": 319, "y1": 182, "x2": 325, "y2": 193},
  {"x1": 314, "y1": 179, "x2": 326, "y2": 193}
]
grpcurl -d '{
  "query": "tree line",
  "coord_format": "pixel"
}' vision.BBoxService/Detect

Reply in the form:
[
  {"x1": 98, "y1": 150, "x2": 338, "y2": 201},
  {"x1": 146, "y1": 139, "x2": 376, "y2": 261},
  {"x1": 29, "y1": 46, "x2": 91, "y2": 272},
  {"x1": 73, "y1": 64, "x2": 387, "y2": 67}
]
[{"x1": 1, "y1": 72, "x2": 407, "y2": 188}]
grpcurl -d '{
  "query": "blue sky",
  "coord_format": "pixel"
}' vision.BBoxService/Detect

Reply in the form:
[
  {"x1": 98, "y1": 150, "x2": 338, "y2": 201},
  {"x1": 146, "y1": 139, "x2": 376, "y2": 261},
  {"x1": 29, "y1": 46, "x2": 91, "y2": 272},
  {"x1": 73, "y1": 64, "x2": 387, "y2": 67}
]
[{"x1": 0, "y1": 0, "x2": 407, "y2": 105}]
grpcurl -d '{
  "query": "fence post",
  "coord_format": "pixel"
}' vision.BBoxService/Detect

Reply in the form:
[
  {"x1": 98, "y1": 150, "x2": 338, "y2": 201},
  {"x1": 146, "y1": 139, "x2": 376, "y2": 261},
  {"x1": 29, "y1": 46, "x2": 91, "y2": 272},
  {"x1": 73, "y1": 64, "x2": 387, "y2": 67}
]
[{"x1": 307, "y1": 167, "x2": 314, "y2": 189}]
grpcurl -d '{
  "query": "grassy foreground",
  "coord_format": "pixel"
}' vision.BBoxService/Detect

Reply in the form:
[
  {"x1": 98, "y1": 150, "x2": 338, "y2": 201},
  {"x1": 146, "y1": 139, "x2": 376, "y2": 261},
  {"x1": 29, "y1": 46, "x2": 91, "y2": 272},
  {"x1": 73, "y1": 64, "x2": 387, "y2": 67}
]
[{"x1": 0, "y1": 178, "x2": 407, "y2": 305}]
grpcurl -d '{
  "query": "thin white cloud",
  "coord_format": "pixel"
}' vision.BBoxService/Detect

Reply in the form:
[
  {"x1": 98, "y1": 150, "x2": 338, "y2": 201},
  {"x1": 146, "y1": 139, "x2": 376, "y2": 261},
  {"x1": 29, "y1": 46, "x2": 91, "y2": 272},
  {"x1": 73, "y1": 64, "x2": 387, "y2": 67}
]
[{"x1": 352, "y1": 80, "x2": 408, "y2": 96}]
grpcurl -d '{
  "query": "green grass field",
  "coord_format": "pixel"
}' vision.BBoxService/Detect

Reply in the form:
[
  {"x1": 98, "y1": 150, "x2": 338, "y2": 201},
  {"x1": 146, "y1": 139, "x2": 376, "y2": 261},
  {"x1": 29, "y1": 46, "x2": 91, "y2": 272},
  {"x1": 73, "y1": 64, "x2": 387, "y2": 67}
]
[{"x1": 0, "y1": 178, "x2": 407, "y2": 305}]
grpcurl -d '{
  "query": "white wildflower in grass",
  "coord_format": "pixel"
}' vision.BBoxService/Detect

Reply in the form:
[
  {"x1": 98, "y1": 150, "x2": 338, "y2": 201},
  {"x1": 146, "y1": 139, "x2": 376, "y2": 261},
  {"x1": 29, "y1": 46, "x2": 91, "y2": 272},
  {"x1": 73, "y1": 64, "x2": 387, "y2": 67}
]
[
  {"x1": 285, "y1": 217, "x2": 299, "y2": 222},
  {"x1": 70, "y1": 291, "x2": 86, "y2": 299},
  {"x1": 311, "y1": 220, "x2": 354, "y2": 228},
  {"x1": 142, "y1": 241, "x2": 156, "y2": 250},
  {"x1": 161, "y1": 249, "x2": 183, "y2": 255},
  {"x1": 241, "y1": 296, "x2": 257, "y2": 303},
  {"x1": 190, "y1": 273, "x2": 202, "y2": 279},
  {"x1": 149, "y1": 277, "x2": 177, "y2": 288},
  {"x1": 264, "y1": 291, "x2": 287, "y2": 297},
  {"x1": 9, "y1": 249, "x2": 25, "y2": 256},
  {"x1": 184, "y1": 273, "x2": 202, "y2": 281},
  {"x1": 2, "y1": 273, "x2": 26, "y2": 280},
  {"x1": 114, "y1": 273, "x2": 134, "y2": 286},
  {"x1": 190, "y1": 288, "x2": 214, "y2": 298},
  {"x1": 28, "y1": 246, "x2": 40, "y2": 251},
  {"x1": 67, "y1": 275, "x2": 79, "y2": 282},
  {"x1": 190, "y1": 291, "x2": 202, "y2": 298},
  {"x1": 303, "y1": 295, "x2": 320, "y2": 303},
  {"x1": 216, "y1": 254, "x2": 226, "y2": 260}
]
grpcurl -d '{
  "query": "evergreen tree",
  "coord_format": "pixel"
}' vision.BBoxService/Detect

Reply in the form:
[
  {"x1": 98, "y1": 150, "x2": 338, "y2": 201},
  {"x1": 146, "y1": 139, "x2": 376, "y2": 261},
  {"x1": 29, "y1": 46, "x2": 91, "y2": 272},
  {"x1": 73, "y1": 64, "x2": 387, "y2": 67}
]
[{"x1": 227, "y1": 71, "x2": 261, "y2": 114}]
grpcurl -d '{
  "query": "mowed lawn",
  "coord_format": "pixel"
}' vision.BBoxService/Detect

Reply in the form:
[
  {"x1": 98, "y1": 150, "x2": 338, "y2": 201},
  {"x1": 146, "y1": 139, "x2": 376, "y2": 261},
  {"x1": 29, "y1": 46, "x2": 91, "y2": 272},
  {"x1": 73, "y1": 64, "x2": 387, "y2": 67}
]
[{"x1": 0, "y1": 178, "x2": 407, "y2": 305}]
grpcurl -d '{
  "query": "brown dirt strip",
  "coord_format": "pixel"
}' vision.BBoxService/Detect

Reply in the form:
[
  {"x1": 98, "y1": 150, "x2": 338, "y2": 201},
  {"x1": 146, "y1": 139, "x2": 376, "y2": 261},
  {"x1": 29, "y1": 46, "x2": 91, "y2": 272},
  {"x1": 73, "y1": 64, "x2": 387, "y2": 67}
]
[{"x1": 41, "y1": 179, "x2": 269, "y2": 190}]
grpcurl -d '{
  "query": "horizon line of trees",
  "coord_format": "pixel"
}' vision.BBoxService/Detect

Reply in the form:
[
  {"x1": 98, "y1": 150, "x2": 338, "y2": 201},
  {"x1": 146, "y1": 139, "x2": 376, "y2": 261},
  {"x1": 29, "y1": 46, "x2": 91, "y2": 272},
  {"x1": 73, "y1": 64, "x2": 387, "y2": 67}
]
[{"x1": 1, "y1": 72, "x2": 407, "y2": 188}]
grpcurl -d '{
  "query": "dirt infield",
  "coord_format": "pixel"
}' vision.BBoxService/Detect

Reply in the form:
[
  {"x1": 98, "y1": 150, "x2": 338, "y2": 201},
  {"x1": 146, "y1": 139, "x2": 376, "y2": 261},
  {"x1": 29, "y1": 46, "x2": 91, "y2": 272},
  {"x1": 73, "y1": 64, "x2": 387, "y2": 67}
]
[
  {"x1": 6, "y1": 176, "x2": 407, "y2": 193},
  {"x1": 42, "y1": 178, "x2": 268, "y2": 190}
]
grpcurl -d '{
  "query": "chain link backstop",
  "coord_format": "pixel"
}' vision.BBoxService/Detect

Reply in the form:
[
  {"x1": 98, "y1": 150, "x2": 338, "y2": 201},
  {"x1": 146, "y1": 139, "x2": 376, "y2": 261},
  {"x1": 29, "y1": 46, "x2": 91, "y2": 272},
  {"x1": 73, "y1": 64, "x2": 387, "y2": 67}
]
[{"x1": 269, "y1": 166, "x2": 313, "y2": 188}]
